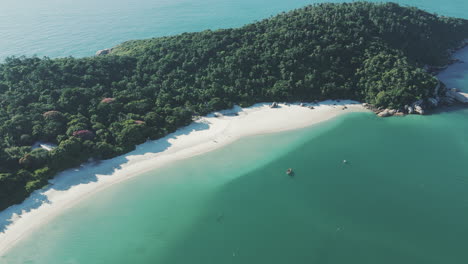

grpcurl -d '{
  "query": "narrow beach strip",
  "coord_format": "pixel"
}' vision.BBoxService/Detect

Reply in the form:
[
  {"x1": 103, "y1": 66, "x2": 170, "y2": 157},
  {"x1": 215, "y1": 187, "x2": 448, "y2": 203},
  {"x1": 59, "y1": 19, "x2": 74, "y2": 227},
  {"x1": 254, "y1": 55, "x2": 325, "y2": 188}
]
[{"x1": 0, "y1": 100, "x2": 367, "y2": 256}]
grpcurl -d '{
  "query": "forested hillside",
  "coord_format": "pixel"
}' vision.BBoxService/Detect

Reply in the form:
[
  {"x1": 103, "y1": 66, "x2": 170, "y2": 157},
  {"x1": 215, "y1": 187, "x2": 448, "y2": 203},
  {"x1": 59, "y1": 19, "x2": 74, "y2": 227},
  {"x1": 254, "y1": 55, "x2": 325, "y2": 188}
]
[{"x1": 1, "y1": 2, "x2": 467, "y2": 210}]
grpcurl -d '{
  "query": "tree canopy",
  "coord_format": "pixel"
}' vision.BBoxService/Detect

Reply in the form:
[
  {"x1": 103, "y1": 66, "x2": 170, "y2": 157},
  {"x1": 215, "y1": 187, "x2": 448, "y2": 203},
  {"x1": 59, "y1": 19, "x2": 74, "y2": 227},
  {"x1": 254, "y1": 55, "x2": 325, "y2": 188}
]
[{"x1": 0, "y1": 2, "x2": 467, "y2": 210}]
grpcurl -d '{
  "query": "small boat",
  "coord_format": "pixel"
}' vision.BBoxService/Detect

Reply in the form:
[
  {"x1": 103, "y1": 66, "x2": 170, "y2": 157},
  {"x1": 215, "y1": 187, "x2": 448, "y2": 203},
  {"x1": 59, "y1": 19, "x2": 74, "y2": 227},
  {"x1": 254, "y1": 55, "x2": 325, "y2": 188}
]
[{"x1": 286, "y1": 168, "x2": 294, "y2": 176}]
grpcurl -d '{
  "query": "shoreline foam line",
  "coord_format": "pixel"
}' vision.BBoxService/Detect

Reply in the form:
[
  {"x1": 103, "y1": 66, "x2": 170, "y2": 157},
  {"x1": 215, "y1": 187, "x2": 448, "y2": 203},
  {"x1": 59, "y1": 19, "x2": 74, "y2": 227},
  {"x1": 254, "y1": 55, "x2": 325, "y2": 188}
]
[{"x1": 0, "y1": 100, "x2": 367, "y2": 256}]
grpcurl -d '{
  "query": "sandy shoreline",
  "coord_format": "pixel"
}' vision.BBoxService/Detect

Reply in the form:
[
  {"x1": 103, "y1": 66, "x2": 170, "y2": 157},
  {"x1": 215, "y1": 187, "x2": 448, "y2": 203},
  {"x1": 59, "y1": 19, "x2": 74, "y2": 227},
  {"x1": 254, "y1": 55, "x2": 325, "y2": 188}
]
[{"x1": 0, "y1": 100, "x2": 367, "y2": 256}]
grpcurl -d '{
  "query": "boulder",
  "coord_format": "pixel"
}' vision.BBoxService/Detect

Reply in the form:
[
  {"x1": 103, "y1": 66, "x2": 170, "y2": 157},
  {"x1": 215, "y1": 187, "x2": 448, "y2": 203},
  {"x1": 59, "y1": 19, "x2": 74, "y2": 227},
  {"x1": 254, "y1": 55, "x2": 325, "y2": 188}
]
[
  {"x1": 446, "y1": 89, "x2": 468, "y2": 103},
  {"x1": 410, "y1": 99, "x2": 426, "y2": 115},
  {"x1": 427, "y1": 97, "x2": 439, "y2": 107},
  {"x1": 270, "y1": 102, "x2": 279, "y2": 108},
  {"x1": 414, "y1": 105, "x2": 425, "y2": 115},
  {"x1": 440, "y1": 96, "x2": 456, "y2": 105},
  {"x1": 96, "y1": 48, "x2": 111, "y2": 56},
  {"x1": 407, "y1": 106, "x2": 414, "y2": 114},
  {"x1": 378, "y1": 109, "x2": 392, "y2": 117},
  {"x1": 457, "y1": 92, "x2": 468, "y2": 103}
]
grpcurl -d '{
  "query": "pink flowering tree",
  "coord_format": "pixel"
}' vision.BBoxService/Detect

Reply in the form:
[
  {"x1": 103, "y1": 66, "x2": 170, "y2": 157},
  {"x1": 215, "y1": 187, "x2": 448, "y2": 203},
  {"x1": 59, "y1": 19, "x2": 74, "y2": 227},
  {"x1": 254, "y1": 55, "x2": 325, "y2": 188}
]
[
  {"x1": 72, "y1": 130, "x2": 95, "y2": 140},
  {"x1": 101, "y1": 98, "x2": 116, "y2": 104},
  {"x1": 42, "y1": 110, "x2": 63, "y2": 120}
]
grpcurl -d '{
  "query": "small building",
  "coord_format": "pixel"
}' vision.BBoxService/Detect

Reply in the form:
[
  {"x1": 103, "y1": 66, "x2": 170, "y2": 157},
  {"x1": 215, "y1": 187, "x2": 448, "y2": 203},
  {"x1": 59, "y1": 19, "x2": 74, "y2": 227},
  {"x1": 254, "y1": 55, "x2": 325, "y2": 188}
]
[{"x1": 32, "y1": 142, "x2": 57, "y2": 152}]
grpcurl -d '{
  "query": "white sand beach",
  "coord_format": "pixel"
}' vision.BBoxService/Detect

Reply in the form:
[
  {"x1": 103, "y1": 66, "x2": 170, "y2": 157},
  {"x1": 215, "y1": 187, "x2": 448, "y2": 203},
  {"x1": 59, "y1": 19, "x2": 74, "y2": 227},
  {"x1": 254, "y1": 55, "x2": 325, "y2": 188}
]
[{"x1": 0, "y1": 100, "x2": 367, "y2": 256}]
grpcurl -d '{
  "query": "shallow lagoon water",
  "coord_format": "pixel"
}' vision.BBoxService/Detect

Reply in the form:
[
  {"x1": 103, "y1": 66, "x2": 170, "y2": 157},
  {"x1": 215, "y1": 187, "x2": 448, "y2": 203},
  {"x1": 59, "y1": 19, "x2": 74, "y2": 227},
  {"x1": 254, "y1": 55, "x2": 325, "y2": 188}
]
[
  {"x1": 4, "y1": 108, "x2": 468, "y2": 263},
  {"x1": 2, "y1": 0, "x2": 468, "y2": 263}
]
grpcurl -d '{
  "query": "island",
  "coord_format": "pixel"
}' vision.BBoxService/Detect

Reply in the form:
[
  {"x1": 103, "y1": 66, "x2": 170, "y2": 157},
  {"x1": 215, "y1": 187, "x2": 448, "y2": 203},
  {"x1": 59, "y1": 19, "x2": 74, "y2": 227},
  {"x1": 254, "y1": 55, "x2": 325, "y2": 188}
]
[{"x1": 1, "y1": 2, "x2": 468, "y2": 211}]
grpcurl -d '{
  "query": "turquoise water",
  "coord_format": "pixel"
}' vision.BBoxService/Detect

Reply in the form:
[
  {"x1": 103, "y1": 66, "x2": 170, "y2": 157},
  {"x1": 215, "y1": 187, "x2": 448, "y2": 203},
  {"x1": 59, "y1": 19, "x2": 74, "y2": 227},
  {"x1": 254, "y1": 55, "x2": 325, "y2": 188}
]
[
  {"x1": 2, "y1": 0, "x2": 468, "y2": 263},
  {"x1": 0, "y1": 0, "x2": 313, "y2": 60},
  {"x1": 1, "y1": 0, "x2": 467, "y2": 60},
  {"x1": 5, "y1": 109, "x2": 468, "y2": 263}
]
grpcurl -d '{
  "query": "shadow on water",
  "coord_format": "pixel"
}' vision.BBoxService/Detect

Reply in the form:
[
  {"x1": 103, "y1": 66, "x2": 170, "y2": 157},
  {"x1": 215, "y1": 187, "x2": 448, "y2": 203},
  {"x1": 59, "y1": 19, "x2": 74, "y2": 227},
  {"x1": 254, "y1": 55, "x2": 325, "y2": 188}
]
[
  {"x1": 157, "y1": 114, "x2": 468, "y2": 264},
  {"x1": 426, "y1": 104, "x2": 468, "y2": 116},
  {"x1": 0, "y1": 119, "x2": 212, "y2": 234},
  {"x1": 0, "y1": 101, "x2": 360, "y2": 235}
]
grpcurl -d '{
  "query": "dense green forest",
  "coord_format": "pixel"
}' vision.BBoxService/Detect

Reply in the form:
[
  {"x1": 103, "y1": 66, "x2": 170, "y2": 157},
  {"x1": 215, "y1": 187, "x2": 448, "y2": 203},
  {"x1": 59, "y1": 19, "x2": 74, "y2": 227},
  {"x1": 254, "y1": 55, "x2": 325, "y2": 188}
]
[{"x1": 1, "y1": 2, "x2": 468, "y2": 210}]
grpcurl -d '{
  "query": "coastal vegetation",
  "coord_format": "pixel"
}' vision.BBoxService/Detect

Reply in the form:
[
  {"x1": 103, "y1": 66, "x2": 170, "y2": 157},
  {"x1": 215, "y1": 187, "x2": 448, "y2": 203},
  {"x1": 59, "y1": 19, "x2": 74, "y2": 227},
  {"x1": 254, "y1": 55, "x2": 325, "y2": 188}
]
[{"x1": 0, "y1": 2, "x2": 468, "y2": 210}]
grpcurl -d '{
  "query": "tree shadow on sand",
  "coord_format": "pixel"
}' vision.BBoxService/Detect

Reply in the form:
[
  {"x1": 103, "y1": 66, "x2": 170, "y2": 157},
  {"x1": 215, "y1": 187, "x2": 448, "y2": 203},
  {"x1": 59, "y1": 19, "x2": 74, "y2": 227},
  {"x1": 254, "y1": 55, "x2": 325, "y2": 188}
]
[
  {"x1": 0, "y1": 119, "x2": 214, "y2": 234},
  {"x1": 0, "y1": 101, "x2": 359, "y2": 234}
]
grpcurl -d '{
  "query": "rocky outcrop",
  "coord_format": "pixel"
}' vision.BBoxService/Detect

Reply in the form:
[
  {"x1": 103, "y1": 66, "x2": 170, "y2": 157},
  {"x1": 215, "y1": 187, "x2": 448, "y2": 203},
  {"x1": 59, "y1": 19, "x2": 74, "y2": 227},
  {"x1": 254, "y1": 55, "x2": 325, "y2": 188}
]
[
  {"x1": 427, "y1": 97, "x2": 439, "y2": 107},
  {"x1": 377, "y1": 109, "x2": 395, "y2": 117},
  {"x1": 373, "y1": 40, "x2": 468, "y2": 117},
  {"x1": 405, "y1": 105, "x2": 414, "y2": 114},
  {"x1": 425, "y1": 65, "x2": 449, "y2": 75},
  {"x1": 403, "y1": 83, "x2": 468, "y2": 115},
  {"x1": 374, "y1": 97, "x2": 432, "y2": 117},
  {"x1": 445, "y1": 88, "x2": 468, "y2": 103},
  {"x1": 440, "y1": 96, "x2": 456, "y2": 105},
  {"x1": 410, "y1": 100, "x2": 425, "y2": 115},
  {"x1": 424, "y1": 39, "x2": 468, "y2": 75},
  {"x1": 414, "y1": 105, "x2": 425, "y2": 115},
  {"x1": 96, "y1": 48, "x2": 112, "y2": 56},
  {"x1": 425, "y1": 39, "x2": 468, "y2": 75}
]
